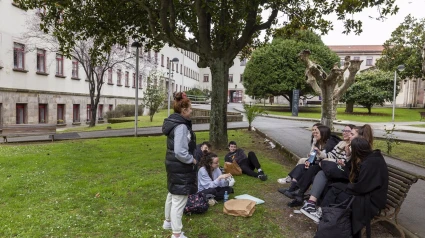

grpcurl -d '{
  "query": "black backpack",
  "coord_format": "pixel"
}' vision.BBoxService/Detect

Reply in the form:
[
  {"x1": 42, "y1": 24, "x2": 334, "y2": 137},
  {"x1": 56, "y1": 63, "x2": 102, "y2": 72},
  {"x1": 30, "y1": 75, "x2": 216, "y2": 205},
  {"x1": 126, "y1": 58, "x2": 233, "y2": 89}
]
[{"x1": 183, "y1": 193, "x2": 209, "y2": 215}]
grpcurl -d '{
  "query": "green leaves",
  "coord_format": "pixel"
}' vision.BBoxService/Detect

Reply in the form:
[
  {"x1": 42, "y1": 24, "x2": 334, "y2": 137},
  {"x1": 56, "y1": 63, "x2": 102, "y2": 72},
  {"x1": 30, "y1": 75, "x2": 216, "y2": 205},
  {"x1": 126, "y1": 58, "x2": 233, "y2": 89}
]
[{"x1": 243, "y1": 104, "x2": 267, "y2": 130}]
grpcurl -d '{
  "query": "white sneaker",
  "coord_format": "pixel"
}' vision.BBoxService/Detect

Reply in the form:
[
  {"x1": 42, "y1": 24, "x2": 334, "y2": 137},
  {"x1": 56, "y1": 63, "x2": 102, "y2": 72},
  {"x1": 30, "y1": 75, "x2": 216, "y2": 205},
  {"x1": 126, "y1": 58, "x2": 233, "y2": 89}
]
[
  {"x1": 277, "y1": 176, "x2": 291, "y2": 184},
  {"x1": 162, "y1": 220, "x2": 171, "y2": 230},
  {"x1": 171, "y1": 232, "x2": 188, "y2": 238}
]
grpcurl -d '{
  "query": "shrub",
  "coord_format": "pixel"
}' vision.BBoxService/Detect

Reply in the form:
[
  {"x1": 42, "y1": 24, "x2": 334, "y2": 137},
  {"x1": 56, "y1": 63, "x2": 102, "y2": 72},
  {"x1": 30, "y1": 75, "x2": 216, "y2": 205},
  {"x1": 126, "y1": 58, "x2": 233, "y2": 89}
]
[{"x1": 105, "y1": 105, "x2": 144, "y2": 119}]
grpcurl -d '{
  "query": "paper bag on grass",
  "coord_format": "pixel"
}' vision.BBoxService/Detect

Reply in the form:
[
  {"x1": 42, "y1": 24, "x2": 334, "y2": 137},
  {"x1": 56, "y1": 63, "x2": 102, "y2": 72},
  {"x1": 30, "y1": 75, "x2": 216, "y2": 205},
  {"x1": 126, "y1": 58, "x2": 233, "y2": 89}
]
[{"x1": 223, "y1": 199, "x2": 256, "y2": 217}]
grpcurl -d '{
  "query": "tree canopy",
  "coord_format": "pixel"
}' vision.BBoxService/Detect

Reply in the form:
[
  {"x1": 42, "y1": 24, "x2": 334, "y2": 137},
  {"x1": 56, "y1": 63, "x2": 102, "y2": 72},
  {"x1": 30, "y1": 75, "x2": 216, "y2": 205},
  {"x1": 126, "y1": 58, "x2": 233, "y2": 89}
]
[
  {"x1": 342, "y1": 69, "x2": 396, "y2": 114},
  {"x1": 16, "y1": 0, "x2": 400, "y2": 147},
  {"x1": 376, "y1": 15, "x2": 425, "y2": 80},
  {"x1": 243, "y1": 30, "x2": 339, "y2": 106}
]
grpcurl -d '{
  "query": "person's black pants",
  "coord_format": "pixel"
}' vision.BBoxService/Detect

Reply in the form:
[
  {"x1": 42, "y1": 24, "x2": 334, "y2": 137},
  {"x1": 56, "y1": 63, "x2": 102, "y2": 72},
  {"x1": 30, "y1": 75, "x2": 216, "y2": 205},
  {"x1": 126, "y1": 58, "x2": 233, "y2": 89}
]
[
  {"x1": 288, "y1": 164, "x2": 307, "y2": 181},
  {"x1": 296, "y1": 165, "x2": 322, "y2": 196},
  {"x1": 239, "y1": 151, "x2": 262, "y2": 177},
  {"x1": 199, "y1": 186, "x2": 233, "y2": 201}
]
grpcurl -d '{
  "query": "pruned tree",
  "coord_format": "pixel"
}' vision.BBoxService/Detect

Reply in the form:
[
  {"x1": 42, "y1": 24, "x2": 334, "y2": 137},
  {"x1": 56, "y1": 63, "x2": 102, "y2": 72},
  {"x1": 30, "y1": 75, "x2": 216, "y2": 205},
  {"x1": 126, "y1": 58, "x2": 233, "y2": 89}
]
[
  {"x1": 299, "y1": 51, "x2": 362, "y2": 128},
  {"x1": 243, "y1": 30, "x2": 338, "y2": 108},
  {"x1": 16, "y1": 0, "x2": 399, "y2": 148},
  {"x1": 341, "y1": 69, "x2": 396, "y2": 114},
  {"x1": 142, "y1": 71, "x2": 166, "y2": 122}
]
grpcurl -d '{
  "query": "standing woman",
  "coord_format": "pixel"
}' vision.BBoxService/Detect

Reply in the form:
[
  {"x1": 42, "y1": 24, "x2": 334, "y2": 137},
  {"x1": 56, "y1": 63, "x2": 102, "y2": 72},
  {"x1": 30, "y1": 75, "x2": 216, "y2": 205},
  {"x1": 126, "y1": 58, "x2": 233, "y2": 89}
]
[{"x1": 162, "y1": 92, "x2": 197, "y2": 238}]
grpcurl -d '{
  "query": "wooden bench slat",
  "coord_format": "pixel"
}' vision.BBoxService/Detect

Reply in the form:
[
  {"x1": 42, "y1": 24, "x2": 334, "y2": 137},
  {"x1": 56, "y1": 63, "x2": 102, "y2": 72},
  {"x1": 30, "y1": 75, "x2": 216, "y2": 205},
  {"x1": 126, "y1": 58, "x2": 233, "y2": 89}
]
[
  {"x1": 386, "y1": 192, "x2": 404, "y2": 207},
  {"x1": 388, "y1": 179, "x2": 410, "y2": 194},
  {"x1": 388, "y1": 184, "x2": 406, "y2": 197},
  {"x1": 388, "y1": 165, "x2": 418, "y2": 183},
  {"x1": 388, "y1": 171, "x2": 416, "y2": 186}
]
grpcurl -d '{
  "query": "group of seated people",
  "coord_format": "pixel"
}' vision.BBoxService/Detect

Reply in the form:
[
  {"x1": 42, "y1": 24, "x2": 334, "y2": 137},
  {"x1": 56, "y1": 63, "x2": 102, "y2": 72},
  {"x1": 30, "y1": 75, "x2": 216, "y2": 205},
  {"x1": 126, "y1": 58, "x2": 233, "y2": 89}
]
[
  {"x1": 278, "y1": 123, "x2": 389, "y2": 238},
  {"x1": 195, "y1": 141, "x2": 268, "y2": 201}
]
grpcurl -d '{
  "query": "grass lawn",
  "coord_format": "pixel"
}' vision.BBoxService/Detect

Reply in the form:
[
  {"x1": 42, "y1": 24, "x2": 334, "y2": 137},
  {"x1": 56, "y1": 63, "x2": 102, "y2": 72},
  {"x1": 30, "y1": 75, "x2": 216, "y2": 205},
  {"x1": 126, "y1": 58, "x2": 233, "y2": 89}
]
[
  {"x1": 374, "y1": 140, "x2": 425, "y2": 167},
  {"x1": 61, "y1": 109, "x2": 168, "y2": 133},
  {"x1": 265, "y1": 106, "x2": 424, "y2": 123},
  {"x1": 0, "y1": 130, "x2": 298, "y2": 238}
]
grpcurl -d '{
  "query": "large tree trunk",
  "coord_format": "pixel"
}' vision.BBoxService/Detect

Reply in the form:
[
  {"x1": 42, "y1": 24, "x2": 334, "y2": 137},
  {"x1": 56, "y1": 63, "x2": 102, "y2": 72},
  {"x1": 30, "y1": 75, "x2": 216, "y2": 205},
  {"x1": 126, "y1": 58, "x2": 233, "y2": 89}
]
[
  {"x1": 209, "y1": 59, "x2": 230, "y2": 149},
  {"x1": 331, "y1": 98, "x2": 339, "y2": 121},
  {"x1": 321, "y1": 84, "x2": 334, "y2": 128},
  {"x1": 345, "y1": 101, "x2": 354, "y2": 113}
]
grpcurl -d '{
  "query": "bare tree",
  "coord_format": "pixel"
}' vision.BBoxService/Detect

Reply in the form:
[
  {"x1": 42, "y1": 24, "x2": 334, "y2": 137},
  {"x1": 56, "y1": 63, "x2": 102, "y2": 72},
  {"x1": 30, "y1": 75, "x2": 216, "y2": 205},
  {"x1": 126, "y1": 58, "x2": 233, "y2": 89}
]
[
  {"x1": 22, "y1": 14, "x2": 156, "y2": 127},
  {"x1": 299, "y1": 50, "x2": 362, "y2": 129}
]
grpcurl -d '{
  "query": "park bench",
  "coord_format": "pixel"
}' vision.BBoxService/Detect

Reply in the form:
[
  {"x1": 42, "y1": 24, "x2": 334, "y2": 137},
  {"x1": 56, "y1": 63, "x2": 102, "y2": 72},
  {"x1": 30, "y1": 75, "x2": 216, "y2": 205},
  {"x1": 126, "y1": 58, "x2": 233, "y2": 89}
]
[
  {"x1": 306, "y1": 100, "x2": 321, "y2": 106},
  {"x1": 420, "y1": 111, "x2": 425, "y2": 121},
  {"x1": 1, "y1": 124, "x2": 57, "y2": 143},
  {"x1": 369, "y1": 164, "x2": 419, "y2": 238}
]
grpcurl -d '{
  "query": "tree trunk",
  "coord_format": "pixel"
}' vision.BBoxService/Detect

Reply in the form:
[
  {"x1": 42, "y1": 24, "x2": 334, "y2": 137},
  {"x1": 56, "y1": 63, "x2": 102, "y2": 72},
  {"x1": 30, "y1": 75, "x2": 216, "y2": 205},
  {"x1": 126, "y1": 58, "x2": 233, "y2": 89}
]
[
  {"x1": 332, "y1": 98, "x2": 339, "y2": 121},
  {"x1": 321, "y1": 84, "x2": 334, "y2": 129},
  {"x1": 345, "y1": 101, "x2": 354, "y2": 113},
  {"x1": 367, "y1": 106, "x2": 372, "y2": 114},
  {"x1": 209, "y1": 59, "x2": 230, "y2": 149}
]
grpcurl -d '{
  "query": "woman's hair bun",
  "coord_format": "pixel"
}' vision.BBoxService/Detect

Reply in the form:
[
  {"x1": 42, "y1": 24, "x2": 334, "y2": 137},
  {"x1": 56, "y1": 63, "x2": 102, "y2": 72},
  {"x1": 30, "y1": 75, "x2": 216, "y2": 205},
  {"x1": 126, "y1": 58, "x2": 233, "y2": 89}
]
[{"x1": 174, "y1": 92, "x2": 187, "y2": 101}]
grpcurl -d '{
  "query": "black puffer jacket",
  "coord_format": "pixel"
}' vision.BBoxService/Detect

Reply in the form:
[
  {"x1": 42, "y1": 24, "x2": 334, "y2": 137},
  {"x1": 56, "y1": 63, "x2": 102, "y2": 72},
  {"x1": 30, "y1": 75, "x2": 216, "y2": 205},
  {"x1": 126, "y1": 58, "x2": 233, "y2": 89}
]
[{"x1": 162, "y1": 113, "x2": 197, "y2": 195}]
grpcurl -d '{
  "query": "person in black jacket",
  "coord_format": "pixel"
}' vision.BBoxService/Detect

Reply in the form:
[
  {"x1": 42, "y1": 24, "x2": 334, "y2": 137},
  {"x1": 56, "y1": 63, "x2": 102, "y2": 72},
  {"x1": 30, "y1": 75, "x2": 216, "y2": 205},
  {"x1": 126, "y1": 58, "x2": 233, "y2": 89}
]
[
  {"x1": 194, "y1": 141, "x2": 212, "y2": 163},
  {"x1": 320, "y1": 137, "x2": 388, "y2": 238},
  {"x1": 286, "y1": 125, "x2": 341, "y2": 207},
  {"x1": 162, "y1": 92, "x2": 197, "y2": 238},
  {"x1": 224, "y1": 141, "x2": 268, "y2": 181}
]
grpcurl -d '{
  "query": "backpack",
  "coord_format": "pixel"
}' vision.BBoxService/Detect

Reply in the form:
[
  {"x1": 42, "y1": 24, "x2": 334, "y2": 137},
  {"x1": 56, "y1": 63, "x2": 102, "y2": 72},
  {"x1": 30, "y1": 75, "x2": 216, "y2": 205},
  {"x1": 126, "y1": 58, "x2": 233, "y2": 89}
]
[{"x1": 183, "y1": 193, "x2": 209, "y2": 215}]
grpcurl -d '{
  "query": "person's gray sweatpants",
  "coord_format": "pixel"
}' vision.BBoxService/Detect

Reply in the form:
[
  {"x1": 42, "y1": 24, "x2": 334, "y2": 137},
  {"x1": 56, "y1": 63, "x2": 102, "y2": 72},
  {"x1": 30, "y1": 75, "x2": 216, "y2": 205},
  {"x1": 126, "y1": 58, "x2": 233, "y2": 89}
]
[{"x1": 310, "y1": 170, "x2": 328, "y2": 199}]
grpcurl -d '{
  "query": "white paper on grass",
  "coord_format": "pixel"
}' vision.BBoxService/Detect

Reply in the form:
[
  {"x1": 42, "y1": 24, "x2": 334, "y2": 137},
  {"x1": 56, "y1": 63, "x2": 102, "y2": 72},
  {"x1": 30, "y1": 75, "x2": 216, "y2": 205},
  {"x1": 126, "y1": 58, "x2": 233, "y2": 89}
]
[{"x1": 234, "y1": 194, "x2": 265, "y2": 205}]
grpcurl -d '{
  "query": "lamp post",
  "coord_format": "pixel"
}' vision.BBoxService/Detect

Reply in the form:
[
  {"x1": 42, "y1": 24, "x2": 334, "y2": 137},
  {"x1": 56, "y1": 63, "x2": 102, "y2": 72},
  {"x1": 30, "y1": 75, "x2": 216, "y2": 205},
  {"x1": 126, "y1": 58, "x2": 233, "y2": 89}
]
[
  {"x1": 392, "y1": 64, "x2": 405, "y2": 122},
  {"x1": 131, "y1": 41, "x2": 142, "y2": 137},
  {"x1": 168, "y1": 58, "x2": 179, "y2": 116}
]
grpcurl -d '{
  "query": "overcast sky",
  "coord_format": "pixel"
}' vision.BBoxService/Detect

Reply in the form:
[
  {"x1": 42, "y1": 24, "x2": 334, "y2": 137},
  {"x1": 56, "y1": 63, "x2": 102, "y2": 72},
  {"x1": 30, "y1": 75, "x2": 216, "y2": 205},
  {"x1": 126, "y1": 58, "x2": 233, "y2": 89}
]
[{"x1": 263, "y1": 0, "x2": 425, "y2": 46}]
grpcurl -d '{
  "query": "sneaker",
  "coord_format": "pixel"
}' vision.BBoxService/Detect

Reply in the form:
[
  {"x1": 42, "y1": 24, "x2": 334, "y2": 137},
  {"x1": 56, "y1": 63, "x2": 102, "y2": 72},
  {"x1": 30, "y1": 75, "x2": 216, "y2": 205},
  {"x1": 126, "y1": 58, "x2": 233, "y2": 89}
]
[
  {"x1": 162, "y1": 220, "x2": 172, "y2": 230},
  {"x1": 258, "y1": 170, "x2": 265, "y2": 175},
  {"x1": 171, "y1": 232, "x2": 188, "y2": 238},
  {"x1": 287, "y1": 198, "x2": 303, "y2": 207},
  {"x1": 300, "y1": 203, "x2": 321, "y2": 224},
  {"x1": 277, "y1": 176, "x2": 292, "y2": 184},
  {"x1": 258, "y1": 174, "x2": 268, "y2": 181}
]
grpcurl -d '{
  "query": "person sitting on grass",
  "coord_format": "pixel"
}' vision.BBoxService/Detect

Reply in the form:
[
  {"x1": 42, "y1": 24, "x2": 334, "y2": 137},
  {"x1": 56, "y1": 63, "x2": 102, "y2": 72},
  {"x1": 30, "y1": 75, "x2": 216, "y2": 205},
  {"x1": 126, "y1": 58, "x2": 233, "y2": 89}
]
[
  {"x1": 194, "y1": 141, "x2": 212, "y2": 163},
  {"x1": 198, "y1": 152, "x2": 234, "y2": 200},
  {"x1": 224, "y1": 141, "x2": 268, "y2": 181}
]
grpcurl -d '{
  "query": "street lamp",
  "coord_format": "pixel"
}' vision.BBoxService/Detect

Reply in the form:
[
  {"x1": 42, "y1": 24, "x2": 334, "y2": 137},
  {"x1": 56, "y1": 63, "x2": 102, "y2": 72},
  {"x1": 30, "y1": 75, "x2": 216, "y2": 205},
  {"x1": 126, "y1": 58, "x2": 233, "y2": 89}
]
[
  {"x1": 168, "y1": 57, "x2": 179, "y2": 116},
  {"x1": 392, "y1": 64, "x2": 405, "y2": 122},
  {"x1": 131, "y1": 40, "x2": 143, "y2": 137}
]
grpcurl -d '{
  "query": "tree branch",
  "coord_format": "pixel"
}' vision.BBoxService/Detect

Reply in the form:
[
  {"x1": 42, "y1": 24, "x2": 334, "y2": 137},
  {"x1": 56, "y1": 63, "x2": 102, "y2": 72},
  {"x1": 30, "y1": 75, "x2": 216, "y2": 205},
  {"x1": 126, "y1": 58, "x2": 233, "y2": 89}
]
[
  {"x1": 299, "y1": 50, "x2": 323, "y2": 94},
  {"x1": 334, "y1": 59, "x2": 363, "y2": 99}
]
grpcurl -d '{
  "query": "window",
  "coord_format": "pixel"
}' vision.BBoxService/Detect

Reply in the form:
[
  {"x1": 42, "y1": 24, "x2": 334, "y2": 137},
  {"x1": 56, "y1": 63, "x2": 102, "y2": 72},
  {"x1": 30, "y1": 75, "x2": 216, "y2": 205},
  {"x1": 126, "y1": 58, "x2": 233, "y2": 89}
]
[
  {"x1": 86, "y1": 104, "x2": 91, "y2": 121},
  {"x1": 139, "y1": 74, "x2": 143, "y2": 89},
  {"x1": 240, "y1": 74, "x2": 243, "y2": 82},
  {"x1": 108, "y1": 69, "x2": 113, "y2": 84},
  {"x1": 166, "y1": 57, "x2": 169, "y2": 69},
  {"x1": 155, "y1": 52, "x2": 158, "y2": 64},
  {"x1": 109, "y1": 104, "x2": 113, "y2": 111},
  {"x1": 36, "y1": 49, "x2": 46, "y2": 73},
  {"x1": 132, "y1": 73, "x2": 136, "y2": 88},
  {"x1": 161, "y1": 54, "x2": 164, "y2": 67},
  {"x1": 14, "y1": 43, "x2": 25, "y2": 70},
  {"x1": 117, "y1": 69, "x2": 122, "y2": 85},
  {"x1": 72, "y1": 58, "x2": 79, "y2": 78},
  {"x1": 240, "y1": 58, "x2": 247, "y2": 66},
  {"x1": 353, "y1": 56, "x2": 360, "y2": 60},
  {"x1": 73, "y1": 104, "x2": 80, "y2": 122},
  {"x1": 340, "y1": 58, "x2": 345, "y2": 67},
  {"x1": 125, "y1": 71, "x2": 129, "y2": 87},
  {"x1": 56, "y1": 53, "x2": 64, "y2": 76},
  {"x1": 203, "y1": 74, "x2": 209, "y2": 82},
  {"x1": 180, "y1": 65, "x2": 182, "y2": 74},
  {"x1": 172, "y1": 63, "x2": 174, "y2": 71},
  {"x1": 98, "y1": 104, "x2": 103, "y2": 119},
  {"x1": 16, "y1": 103, "x2": 27, "y2": 124},
  {"x1": 147, "y1": 51, "x2": 151, "y2": 62},
  {"x1": 176, "y1": 63, "x2": 179, "y2": 73},
  {"x1": 57, "y1": 104, "x2": 65, "y2": 123},
  {"x1": 228, "y1": 74, "x2": 233, "y2": 82},
  {"x1": 366, "y1": 57, "x2": 373, "y2": 66},
  {"x1": 39, "y1": 104, "x2": 47, "y2": 123}
]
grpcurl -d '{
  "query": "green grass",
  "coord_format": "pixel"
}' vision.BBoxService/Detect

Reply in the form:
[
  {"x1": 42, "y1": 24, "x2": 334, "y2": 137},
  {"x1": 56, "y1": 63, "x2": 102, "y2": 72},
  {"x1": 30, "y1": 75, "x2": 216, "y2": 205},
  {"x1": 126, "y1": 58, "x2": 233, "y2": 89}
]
[
  {"x1": 0, "y1": 130, "x2": 292, "y2": 237},
  {"x1": 61, "y1": 109, "x2": 168, "y2": 133},
  {"x1": 265, "y1": 106, "x2": 424, "y2": 122},
  {"x1": 374, "y1": 139, "x2": 425, "y2": 167}
]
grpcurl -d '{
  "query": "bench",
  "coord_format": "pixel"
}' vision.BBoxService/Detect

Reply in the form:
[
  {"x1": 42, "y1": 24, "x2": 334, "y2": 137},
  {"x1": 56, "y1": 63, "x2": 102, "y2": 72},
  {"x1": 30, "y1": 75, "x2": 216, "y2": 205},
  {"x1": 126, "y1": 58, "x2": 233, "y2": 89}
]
[
  {"x1": 306, "y1": 100, "x2": 321, "y2": 106},
  {"x1": 370, "y1": 164, "x2": 419, "y2": 238},
  {"x1": 1, "y1": 124, "x2": 57, "y2": 143},
  {"x1": 420, "y1": 111, "x2": 425, "y2": 121}
]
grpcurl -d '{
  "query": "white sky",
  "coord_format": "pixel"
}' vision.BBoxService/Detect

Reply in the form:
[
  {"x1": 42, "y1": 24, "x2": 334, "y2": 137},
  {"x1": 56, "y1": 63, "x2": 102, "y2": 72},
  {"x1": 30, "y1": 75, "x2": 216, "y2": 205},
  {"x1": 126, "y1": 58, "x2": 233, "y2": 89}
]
[{"x1": 263, "y1": 0, "x2": 425, "y2": 45}]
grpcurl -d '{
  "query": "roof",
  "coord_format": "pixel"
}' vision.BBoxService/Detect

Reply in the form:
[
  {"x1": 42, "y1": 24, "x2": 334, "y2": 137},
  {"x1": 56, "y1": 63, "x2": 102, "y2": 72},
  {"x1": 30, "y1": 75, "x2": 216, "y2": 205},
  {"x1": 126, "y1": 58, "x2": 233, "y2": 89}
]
[{"x1": 327, "y1": 45, "x2": 384, "y2": 54}]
